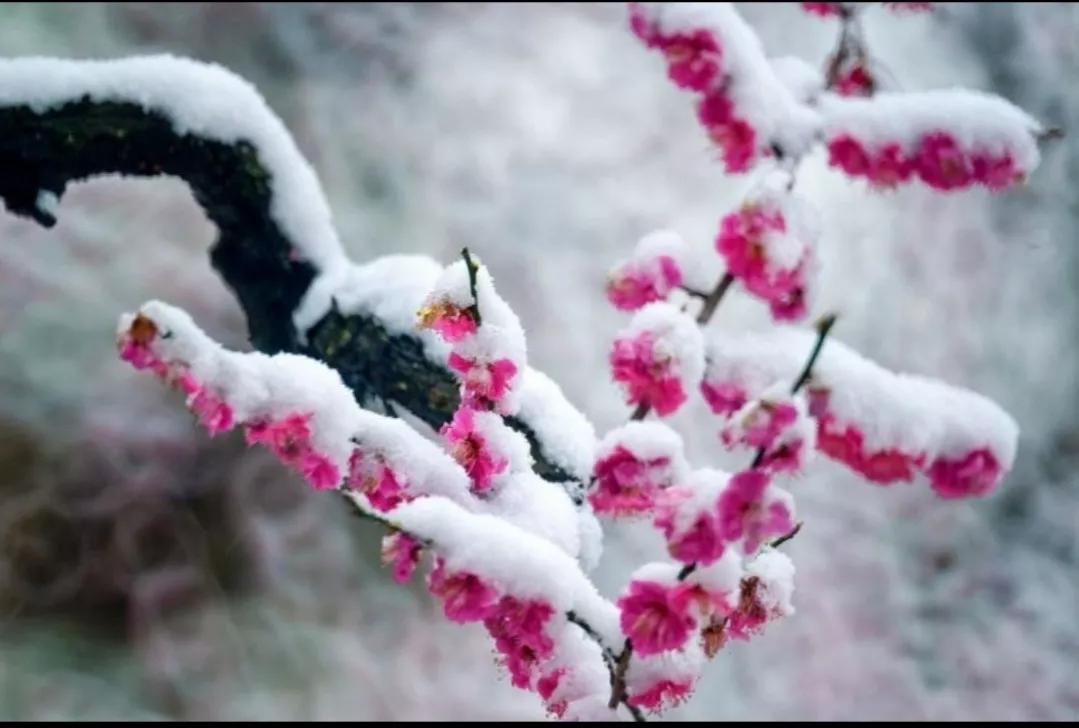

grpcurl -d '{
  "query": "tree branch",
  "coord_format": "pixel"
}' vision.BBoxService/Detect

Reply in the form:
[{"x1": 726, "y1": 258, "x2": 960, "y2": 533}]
[{"x1": 0, "y1": 97, "x2": 577, "y2": 486}]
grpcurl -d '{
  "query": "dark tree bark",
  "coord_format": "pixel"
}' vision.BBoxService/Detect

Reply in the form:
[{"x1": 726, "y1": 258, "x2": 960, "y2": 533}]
[{"x1": 0, "y1": 97, "x2": 577, "y2": 486}]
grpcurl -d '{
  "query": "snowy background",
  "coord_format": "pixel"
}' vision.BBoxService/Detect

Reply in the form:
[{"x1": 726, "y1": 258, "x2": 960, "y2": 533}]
[{"x1": 1, "y1": 2, "x2": 1077, "y2": 720}]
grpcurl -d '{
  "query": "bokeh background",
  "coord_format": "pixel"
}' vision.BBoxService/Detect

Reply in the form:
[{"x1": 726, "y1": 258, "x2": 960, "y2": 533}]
[{"x1": 1, "y1": 2, "x2": 1077, "y2": 720}]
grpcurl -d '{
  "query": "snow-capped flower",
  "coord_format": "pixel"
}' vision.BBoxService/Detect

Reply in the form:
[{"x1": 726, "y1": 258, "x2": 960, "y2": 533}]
[
  {"x1": 427, "y1": 558, "x2": 500, "y2": 623},
  {"x1": 700, "y1": 379, "x2": 748, "y2": 417},
  {"x1": 416, "y1": 300, "x2": 477, "y2": 343},
  {"x1": 609, "y1": 303, "x2": 705, "y2": 417},
  {"x1": 618, "y1": 578, "x2": 697, "y2": 656},
  {"x1": 484, "y1": 596, "x2": 557, "y2": 688},
  {"x1": 716, "y1": 469, "x2": 796, "y2": 554},
  {"x1": 347, "y1": 449, "x2": 410, "y2": 511},
  {"x1": 448, "y1": 352, "x2": 518, "y2": 411},
  {"x1": 606, "y1": 255, "x2": 683, "y2": 311},
  {"x1": 589, "y1": 422, "x2": 688, "y2": 516},
  {"x1": 440, "y1": 407, "x2": 510, "y2": 493},
  {"x1": 697, "y1": 91, "x2": 758, "y2": 173},
  {"x1": 381, "y1": 531, "x2": 423, "y2": 584},
  {"x1": 726, "y1": 548, "x2": 796, "y2": 641},
  {"x1": 926, "y1": 447, "x2": 1002, "y2": 499},
  {"x1": 245, "y1": 413, "x2": 340, "y2": 490}
]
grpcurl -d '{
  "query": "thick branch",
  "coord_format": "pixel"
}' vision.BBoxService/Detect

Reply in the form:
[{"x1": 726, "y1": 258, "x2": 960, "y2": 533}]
[{"x1": 0, "y1": 97, "x2": 576, "y2": 485}]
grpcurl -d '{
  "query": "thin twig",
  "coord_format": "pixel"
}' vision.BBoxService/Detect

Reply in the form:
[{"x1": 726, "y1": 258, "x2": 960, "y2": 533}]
[
  {"x1": 461, "y1": 247, "x2": 482, "y2": 326},
  {"x1": 790, "y1": 312, "x2": 838, "y2": 395},
  {"x1": 695, "y1": 272, "x2": 735, "y2": 325},
  {"x1": 769, "y1": 521, "x2": 803, "y2": 549}
]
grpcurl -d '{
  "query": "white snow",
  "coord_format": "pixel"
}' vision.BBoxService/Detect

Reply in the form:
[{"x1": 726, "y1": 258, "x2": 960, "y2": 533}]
[
  {"x1": 641, "y1": 2, "x2": 823, "y2": 159},
  {"x1": 0, "y1": 55, "x2": 348, "y2": 272},
  {"x1": 820, "y1": 88, "x2": 1043, "y2": 170},
  {"x1": 619, "y1": 302, "x2": 706, "y2": 396},
  {"x1": 744, "y1": 547, "x2": 796, "y2": 619},
  {"x1": 515, "y1": 367, "x2": 598, "y2": 482},
  {"x1": 385, "y1": 495, "x2": 623, "y2": 645},
  {"x1": 595, "y1": 420, "x2": 690, "y2": 484},
  {"x1": 703, "y1": 326, "x2": 1020, "y2": 466}
]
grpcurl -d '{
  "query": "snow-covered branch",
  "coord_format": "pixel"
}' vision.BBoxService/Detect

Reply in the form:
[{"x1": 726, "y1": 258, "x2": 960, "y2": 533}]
[{"x1": 0, "y1": 55, "x2": 591, "y2": 487}]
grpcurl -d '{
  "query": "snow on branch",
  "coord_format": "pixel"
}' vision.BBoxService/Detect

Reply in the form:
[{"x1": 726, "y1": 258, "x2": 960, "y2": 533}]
[
  {"x1": 700, "y1": 326, "x2": 1019, "y2": 498},
  {"x1": 0, "y1": 54, "x2": 592, "y2": 487}
]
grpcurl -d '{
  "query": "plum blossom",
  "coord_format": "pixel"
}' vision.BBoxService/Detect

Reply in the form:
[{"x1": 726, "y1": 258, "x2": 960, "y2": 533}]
[
  {"x1": 440, "y1": 407, "x2": 510, "y2": 493},
  {"x1": 381, "y1": 531, "x2": 423, "y2": 584},
  {"x1": 448, "y1": 352, "x2": 518, "y2": 411},
  {"x1": 589, "y1": 421, "x2": 688, "y2": 516},
  {"x1": 484, "y1": 596, "x2": 557, "y2": 688},
  {"x1": 347, "y1": 449, "x2": 410, "y2": 511},
  {"x1": 716, "y1": 469, "x2": 796, "y2": 554},
  {"x1": 427, "y1": 558, "x2": 500, "y2": 624},
  {"x1": 927, "y1": 447, "x2": 1002, "y2": 499},
  {"x1": 416, "y1": 300, "x2": 477, "y2": 342},
  {"x1": 245, "y1": 413, "x2": 340, "y2": 490},
  {"x1": 618, "y1": 577, "x2": 697, "y2": 656},
  {"x1": 609, "y1": 302, "x2": 705, "y2": 417},
  {"x1": 715, "y1": 187, "x2": 819, "y2": 322}
]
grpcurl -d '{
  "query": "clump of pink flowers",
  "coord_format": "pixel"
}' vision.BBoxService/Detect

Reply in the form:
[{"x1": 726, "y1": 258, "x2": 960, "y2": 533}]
[
  {"x1": 629, "y1": 3, "x2": 723, "y2": 93},
  {"x1": 609, "y1": 302, "x2": 705, "y2": 417},
  {"x1": 722, "y1": 391, "x2": 816, "y2": 473},
  {"x1": 440, "y1": 406, "x2": 510, "y2": 493},
  {"x1": 827, "y1": 130, "x2": 1026, "y2": 191},
  {"x1": 606, "y1": 255, "x2": 683, "y2": 311},
  {"x1": 589, "y1": 421, "x2": 687, "y2": 516},
  {"x1": 715, "y1": 190, "x2": 818, "y2": 321},
  {"x1": 716, "y1": 469, "x2": 796, "y2": 554}
]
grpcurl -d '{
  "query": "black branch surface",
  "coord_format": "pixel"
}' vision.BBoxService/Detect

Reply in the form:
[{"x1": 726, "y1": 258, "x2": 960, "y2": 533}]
[{"x1": 0, "y1": 97, "x2": 576, "y2": 484}]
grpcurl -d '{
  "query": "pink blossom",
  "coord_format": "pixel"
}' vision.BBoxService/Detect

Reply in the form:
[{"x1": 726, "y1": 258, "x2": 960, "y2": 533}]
[
  {"x1": 617, "y1": 579, "x2": 697, "y2": 656},
  {"x1": 697, "y1": 92, "x2": 757, "y2": 173},
  {"x1": 868, "y1": 143, "x2": 914, "y2": 188},
  {"x1": 537, "y1": 667, "x2": 568, "y2": 718},
  {"x1": 299, "y1": 451, "x2": 340, "y2": 490},
  {"x1": 184, "y1": 382, "x2": 235, "y2": 437},
  {"x1": 801, "y1": 2, "x2": 846, "y2": 17},
  {"x1": 715, "y1": 202, "x2": 811, "y2": 322},
  {"x1": 700, "y1": 380, "x2": 747, "y2": 416},
  {"x1": 606, "y1": 255, "x2": 683, "y2": 311},
  {"x1": 627, "y1": 677, "x2": 695, "y2": 712},
  {"x1": 828, "y1": 134, "x2": 871, "y2": 177},
  {"x1": 484, "y1": 596, "x2": 556, "y2": 688},
  {"x1": 716, "y1": 470, "x2": 794, "y2": 554},
  {"x1": 725, "y1": 576, "x2": 770, "y2": 641},
  {"x1": 417, "y1": 301, "x2": 478, "y2": 343},
  {"x1": 628, "y1": 2, "x2": 660, "y2": 47},
  {"x1": 654, "y1": 486, "x2": 726, "y2": 565},
  {"x1": 440, "y1": 407, "x2": 508, "y2": 492},
  {"x1": 927, "y1": 447, "x2": 1002, "y2": 499},
  {"x1": 916, "y1": 131, "x2": 973, "y2": 190},
  {"x1": 381, "y1": 531, "x2": 422, "y2": 584},
  {"x1": 660, "y1": 29, "x2": 722, "y2": 92},
  {"x1": 834, "y1": 63, "x2": 875, "y2": 97},
  {"x1": 722, "y1": 400, "x2": 798, "y2": 451},
  {"x1": 972, "y1": 152, "x2": 1022, "y2": 190},
  {"x1": 815, "y1": 411, "x2": 924, "y2": 484},
  {"x1": 448, "y1": 352, "x2": 518, "y2": 410},
  {"x1": 589, "y1": 445, "x2": 674, "y2": 516},
  {"x1": 609, "y1": 331, "x2": 687, "y2": 416},
  {"x1": 117, "y1": 313, "x2": 169, "y2": 377},
  {"x1": 347, "y1": 449, "x2": 410, "y2": 511},
  {"x1": 427, "y1": 558, "x2": 499, "y2": 623}
]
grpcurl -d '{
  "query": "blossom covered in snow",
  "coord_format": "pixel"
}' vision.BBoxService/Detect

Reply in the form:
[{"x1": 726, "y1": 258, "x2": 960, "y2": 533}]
[
  {"x1": 715, "y1": 182, "x2": 820, "y2": 321},
  {"x1": 821, "y1": 89, "x2": 1043, "y2": 191},
  {"x1": 630, "y1": 2, "x2": 821, "y2": 172},
  {"x1": 381, "y1": 531, "x2": 423, "y2": 584},
  {"x1": 609, "y1": 302, "x2": 705, "y2": 416},
  {"x1": 703, "y1": 327, "x2": 1019, "y2": 498},
  {"x1": 427, "y1": 557, "x2": 501, "y2": 623},
  {"x1": 801, "y1": 2, "x2": 847, "y2": 18},
  {"x1": 716, "y1": 469, "x2": 796, "y2": 554},
  {"x1": 617, "y1": 566, "x2": 698, "y2": 656},
  {"x1": 725, "y1": 548, "x2": 796, "y2": 641},
  {"x1": 722, "y1": 387, "x2": 817, "y2": 473},
  {"x1": 652, "y1": 469, "x2": 729, "y2": 565},
  {"x1": 441, "y1": 406, "x2": 531, "y2": 494},
  {"x1": 606, "y1": 229, "x2": 703, "y2": 311},
  {"x1": 589, "y1": 421, "x2": 688, "y2": 516}
]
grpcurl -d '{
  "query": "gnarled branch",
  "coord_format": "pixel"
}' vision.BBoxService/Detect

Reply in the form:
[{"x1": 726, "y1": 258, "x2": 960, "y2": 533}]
[{"x1": 0, "y1": 96, "x2": 575, "y2": 485}]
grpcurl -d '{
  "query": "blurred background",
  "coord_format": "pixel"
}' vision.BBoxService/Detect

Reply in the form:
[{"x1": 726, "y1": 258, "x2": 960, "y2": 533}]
[{"x1": 1, "y1": 2, "x2": 1077, "y2": 720}]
